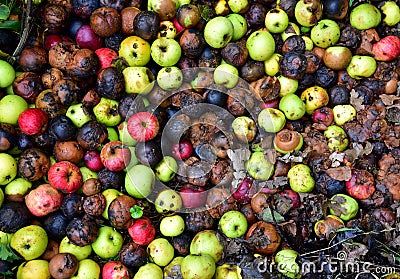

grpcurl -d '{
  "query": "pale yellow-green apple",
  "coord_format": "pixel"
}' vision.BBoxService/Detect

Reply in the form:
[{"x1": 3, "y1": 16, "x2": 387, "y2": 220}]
[
  {"x1": 11, "y1": 225, "x2": 48, "y2": 260},
  {"x1": 0, "y1": 95, "x2": 28, "y2": 125}
]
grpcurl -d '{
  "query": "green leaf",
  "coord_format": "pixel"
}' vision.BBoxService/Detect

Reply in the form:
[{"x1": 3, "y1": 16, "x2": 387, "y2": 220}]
[
  {"x1": 0, "y1": 243, "x2": 21, "y2": 262},
  {"x1": 129, "y1": 205, "x2": 144, "y2": 219},
  {"x1": 349, "y1": 0, "x2": 355, "y2": 7},
  {"x1": 0, "y1": 4, "x2": 10, "y2": 20},
  {"x1": 262, "y1": 208, "x2": 285, "y2": 223},
  {"x1": 0, "y1": 20, "x2": 21, "y2": 31}
]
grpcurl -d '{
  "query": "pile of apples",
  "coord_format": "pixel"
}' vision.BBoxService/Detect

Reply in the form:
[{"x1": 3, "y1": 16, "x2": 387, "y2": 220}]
[{"x1": 0, "y1": 0, "x2": 399, "y2": 278}]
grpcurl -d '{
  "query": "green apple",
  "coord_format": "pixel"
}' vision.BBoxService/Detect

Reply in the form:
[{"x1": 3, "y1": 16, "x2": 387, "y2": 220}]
[
  {"x1": 278, "y1": 75, "x2": 298, "y2": 96},
  {"x1": 59, "y1": 236, "x2": 92, "y2": 261},
  {"x1": 219, "y1": 210, "x2": 248, "y2": 238},
  {"x1": 232, "y1": 116, "x2": 257, "y2": 142},
  {"x1": 155, "y1": 156, "x2": 178, "y2": 183},
  {"x1": 91, "y1": 226, "x2": 123, "y2": 259},
  {"x1": 350, "y1": 3, "x2": 381, "y2": 30},
  {"x1": 281, "y1": 22, "x2": 300, "y2": 41},
  {"x1": 134, "y1": 263, "x2": 163, "y2": 279},
  {"x1": 346, "y1": 55, "x2": 377, "y2": 79},
  {"x1": 275, "y1": 249, "x2": 300, "y2": 279},
  {"x1": 310, "y1": 19, "x2": 340, "y2": 48},
  {"x1": 300, "y1": 86, "x2": 329, "y2": 115},
  {"x1": 125, "y1": 146, "x2": 139, "y2": 170},
  {"x1": 258, "y1": 108, "x2": 286, "y2": 133},
  {"x1": 5, "y1": 177, "x2": 32, "y2": 201},
  {"x1": 181, "y1": 254, "x2": 216, "y2": 279},
  {"x1": 245, "y1": 151, "x2": 274, "y2": 181},
  {"x1": 381, "y1": 1, "x2": 400, "y2": 26},
  {"x1": 265, "y1": 8, "x2": 289, "y2": 33},
  {"x1": 215, "y1": 264, "x2": 242, "y2": 279},
  {"x1": 279, "y1": 94, "x2": 306, "y2": 120},
  {"x1": 160, "y1": 215, "x2": 185, "y2": 237},
  {"x1": 226, "y1": 13, "x2": 247, "y2": 41},
  {"x1": 227, "y1": 0, "x2": 248, "y2": 13},
  {"x1": 333, "y1": 105, "x2": 356, "y2": 126},
  {"x1": 17, "y1": 260, "x2": 50, "y2": 279},
  {"x1": 214, "y1": 64, "x2": 239, "y2": 89},
  {"x1": 125, "y1": 164, "x2": 155, "y2": 198},
  {"x1": 324, "y1": 125, "x2": 349, "y2": 152},
  {"x1": 118, "y1": 122, "x2": 137, "y2": 146},
  {"x1": 302, "y1": 36, "x2": 313, "y2": 50},
  {"x1": 93, "y1": 98, "x2": 122, "y2": 127},
  {"x1": 0, "y1": 188, "x2": 3, "y2": 208},
  {"x1": 264, "y1": 53, "x2": 282, "y2": 76},
  {"x1": 70, "y1": 259, "x2": 100, "y2": 279},
  {"x1": 151, "y1": 38, "x2": 182, "y2": 67},
  {"x1": 164, "y1": 257, "x2": 184, "y2": 278},
  {"x1": 155, "y1": 189, "x2": 182, "y2": 214},
  {"x1": 287, "y1": 164, "x2": 315, "y2": 193},
  {"x1": 123, "y1": 67, "x2": 155, "y2": 94},
  {"x1": 106, "y1": 127, "x2": 119, "y2": 142},
  {"x1": 329, "y1": 194, "x2": 359, "y2": 221},
  {"x1": 0, "y1": 60, "x2": 15, "y2": 88},
  {"x1": 80, "y1": 167, "x2": 98, "y2": 181},
  {"x1": 0, "y1": 153, "x2": 17, "y2": 185},
  {"x1": 157, "y1": 66, "x2": 183, "y2": 90},
  {"x1": 66, "y1": 103, "x2": 92, "y2": 128},
  {"x1": 246, "y1": 30, "x2": 275, "y2": 61},
  {"x1": 0, "y1": 231, "x2": 13, "y2": 244},
  {"x1": 147, "y1": 238, "x2": 175, "y2": 267},
  {"x1": 204, "y1": 16, "x2": 234, "y2": 48},
  {"x1": 119, "y1": 36, "x2": 151, "y2": 66},
  {"x1": 190, "y1": 230, "x2": 224, "y2": 263},
  {"x1": 0, "y1": 95, "x2": 28, "y2": 125},
  {"x1": 101, "y1": 189, "x2": 123, "y2": 219},
  {"x1": 294, "y1": 0, "x2": 322, "y2": 27},
  {"x1": 11, "y1": 225, "x2": 48, "y2": 260}
]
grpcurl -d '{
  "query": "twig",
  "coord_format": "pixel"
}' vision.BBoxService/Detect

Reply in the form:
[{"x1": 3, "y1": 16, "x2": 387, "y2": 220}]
[{"x1": 8, "y1": 0, "x2": 33, "y2": 65}]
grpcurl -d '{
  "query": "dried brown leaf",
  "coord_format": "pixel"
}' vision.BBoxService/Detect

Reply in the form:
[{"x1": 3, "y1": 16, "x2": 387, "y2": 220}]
[
  {"x1": 380, "y1": 94, "x2": 400, "y2": 106},
  {"x1": 350, "y1": 89, "x2": 365, "y2": 111},
  {"x1": 326, "y1": 166, "x2": 352, "y2": 181}
]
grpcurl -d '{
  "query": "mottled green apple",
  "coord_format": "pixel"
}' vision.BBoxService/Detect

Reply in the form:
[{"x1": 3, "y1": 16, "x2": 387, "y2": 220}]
[
  {"x1": 215, "y1": 264, "x2": 242, "y2": 279},
  {"x1": 66, "y1": 103, "x2": 92, "y2": 128},
  {"x1": 59, "y1": 236, "x2": 92, "y2": 261},
  {"x1": 160, "y1": 215, "x2": 185, "y2": 237},
  {"x1": 213, "y1": 64, "x2": 239, "y2": 89},
  {"x1": 0, "y1": 95, "x2": 28, "y2": 125},
  {"x1": 157, "y1": 66, "x2": 183, "y2": 90},
  {"x1": 190, "y1": 230, "x2": 223, "y2": 263},
  {"x1": 147, "y1": 238, "x2": 175, "y2": 267},
  {"x1": 5, "y1": 177, "x2": 32, "y2": 201},
  {"x1": 310, "y1": 19, "x2": 340, "y2": 48},
  {"x1": 287, "y1": 164, "x2": 315, "y2": 193},
  {"x1": 119, "y1": 36, "x2": 151, "y2": 66},
  {"x1": 346, "y1": 55, "x2": 377, "y2": 79},
  {"x1": 123, "y1": 67, "x2": 155, "y2": 94},
  {"x1": 91, "y1": 226, "x2": 123, "y2": 259},
  {"x1": 151, "y1": 38, "x2": 182, "y2": 67},
  {"x1": 265, "y1": 8, "x2": 289, "y2": 33},
  {"x1": 17, "y1": 260, "x2": 50, "y2": 279},
  {"x1": 125, "y1": 164, "x2": 155, "y2": 198},
  {"x1": 155, "y1": 156, "x2": 178, "y2": 183},
  {"x1": 204, "y1": 16, "x2": 234, "y2": 48},
  {"x1": 245, "y1": 151, "x2": 274, "y2": 181},
  {"x1": 93, "y1": 98, "x2": 122, "y2": 127},
  {"x1": 70, "y1": 259, "x2": 100, "y2": 279},
  {"x1": 279, "y1": 94, "x2": 306, "y2": 120},
  {"x1": 134, "y1": 263, "x2": 163, "y2": 279},
  {"x1": 350, "y1": 3, "x2": 381, "y2": 30},
  {"x1": 246, "y1": 30, "x2": 275, "y2": 61},
  {"x1": 11, "y1": 225, "x2": 48, "y2": 260},
  {"x1": 0, "y1": 153, "x2": 17, "y2": 185},
  {"x1": 258, "y1": 108, "x2": 286, "y2": 133},
  {"x1": 181, "y1": 254, "x2": 216, "y2": 279},
  {"x1": 226, "y1": 14, "x2": 247, "y2": 41},
  {"x1": 0, "y1": 60, "x2": 15, "y2": 88}
]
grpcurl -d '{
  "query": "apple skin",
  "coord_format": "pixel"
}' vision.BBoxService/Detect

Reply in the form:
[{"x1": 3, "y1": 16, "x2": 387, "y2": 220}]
[
  {"x1": 151, "y1": 38, "x2": 182, "y2": 67},
  {"x1": 128, "y1": 217, "x2": 156, "y2": 246},
  {"x1": 381, "y1": 1, "x2": 400, "y2": 26},
  {"x1": 18, "y1": 108, "x2": 49, "y2": 136},
  {"x1": 147, "y1": 238, "x2": 175, "y2": 267},
  {"x1": 287, "y1": 164, "x2": 315, "y2": 193},
  {"x1": 190, "y1": 230, "x2": 224, "y2": 263},
  {"x1": 127, "y1": 112, "x2": 159, "y2": 142},
  {"x1": 232, "y1": 116, "x2": 257, "y2": 142},
  {"x1": 93, "y1": 98, "x2": 122, "y2": 127},
  {"x1": 102, "y1": 189, "x2": 123, "y2": 219},
  {"x1": 70, "y1": 259, "x2": 101, "y2": 279},
  {"x1": 66, "y1": 103, "x2": 92, "y2": 128},
  {"x1": 215, "y1": 264, "x2": 242, "y2": 279},
  {"x1": 265, "y1": 8, "x2": 289, "y2": 33},
  {"x1": 119, "y1": 36, "x2": 151, "y2": 67},
  {"x1": 59, "y1": 236, "x2": 92, "y2": 261},
  {"x1": 48, "y1": 161, "x2": 83, "y2": 193},
  {"x1": 181, "y1": 254, "x2": 215, "y2": 279},
  {"x1": 171, "y1": 140, "x2": 193, "y2": 160},
  {"x1": 275, "y1": 249, "x2": 300, "y2": 279},
  {"x1": 179, "y1": 185, "x2": 207, "y2": 209},
  {"x1": 159, "y1": 215, "x2": 185, "y2": 237},
  {"x1": 245, "y1": 151, "x2": 275, "y2": 181},
  {"x1": 214, "y1": 63, "x2": 239, "y2": 89},
  {"x1": 25, "y1": 184, "x2": 63, "y2": 217},
  {"x1": 371, "y1": 36, "x2": 400, "y2": 62},
  {"x1": 122, "y1": 67, "x2": 155, "y2": 94},
  {"x1": 279, "y1": 94, "x2": 306, "y2": 120},
  {"x1": 350, "y1": 3, "x2": 381, "y2": 30},
  {"x1": 11, "y1": 225, "x2": 48, "y2": 260},
  {"x1": 0, "y1": 95, "x2": 28, "y2": 125},
  {"x1": 100, "y1": 141, "x2": 131, "y2": 172},
  {"x1": 258, "y1": 108, "x2": 286, "y2": 133},
  {"x1": 92, "y1": 226, "x2": 123, "y2": 259},
  {"x1": 84, "y1": 150, "x2": 104, "y2": 172},
  {"x1": 155, "y1": 156, "x2": 178, "y2": 182},
  {"x1": 5, "y1": 177, "x2": 32, "y2": 202},
  {"x1": 0, "y1": 59, "x2": 15, "y2": 88},
  {"x1": 329, "y1": 194, "x2": 359, "y2": 221},
  {"x1": 17, "y1": 260, "x2": 50, "y2": 279},
  {"x1": 134, "y1": 263, "x2": 163, "y2": 279},
  {"x1": 219, "y1": 210, "x2": 248, "y2": 238},
  {"x1": 0, "y1": 153, "x2": 17, "y2": 185},
  {"x1": 102, "y1": 260, "x2": 130, "y2": 279},
  {"x1": 310, "y1": 19, "x2": 340, "y2": 48},
  {"x1": 125, "y1": 164, "x2": 155, "y2": 198},
  {"x1": 246, "y1": 30, "x2": 275, "y2": 61},
  {"x1": 95, "y1": 48, "x2": 118, "y2": 74},
  {"x1": 204, "y1": 16, "x2": 234, "y2": 48},
  {"x1": 226, "y1": 13, "x2": 247, "y2": 41}
]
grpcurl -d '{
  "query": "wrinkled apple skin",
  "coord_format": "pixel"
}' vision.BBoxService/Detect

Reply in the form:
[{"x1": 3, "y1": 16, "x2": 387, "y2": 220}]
[
  {"x1": 372, "y1": 36, "x2": 400, "y2": 62},
  {"x1": 102, "y1": 260, "x2": 130, "y2": 279},
  {"x1": 100, "y1": 141, "x2": 131, "y2": 172},
  {"x1": 128, "y1": 217, "x2": 156, "y2": 246},
  {"x1": 346, "y1": 169, "x2": 375, "y2": 200},
  {"x1": 48, "y1": 161, "x2": 83, "y2": 193},
  {"x1": 25, "y1": 184, "x2": 63, "y2": 217}
]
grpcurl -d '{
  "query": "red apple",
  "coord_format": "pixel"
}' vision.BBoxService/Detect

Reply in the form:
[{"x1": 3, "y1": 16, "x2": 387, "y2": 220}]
[
  {"x1": 25, "y1": 184, "x2": 63, "y2": 217},
  {"x1": 102, "y1": 260, "x2": 130, "y2": 279},
  {"x1": 75, "y1": 25, "x2": 104, "y2": 50},
  {"x1": 171, "y1": 140, "x2": 193, "y2": 160},
  {"x1": 279, "y1": 189, "x2": 301, "y2": 209},
  {"x1": 100, "y1": 141, "x2": 131, "y2": 172},
  {"x1": 44, "y1": 34, "x2": 71, "y2": 51},
  {"x1": 346, "y1": 169, "x2": 375, "y2": 200},
  {"x1": 261, "y1": 99, "x2": 280, "y2": 109},
  {"x1": 232, "y1": 177, "x2": 255, "y2": 203},
  {"x1": 18, "y1": 108, "x2": 49, "y2": 136},
  {"x1": 180, "y1": 185, "x2": 207, "y2": 209},
  {"x1": 311, "y1": 107, "x2": 334, "y2": 126},
  {"x1": 84, "y1": 150, "x2": 104, "y2": 171},
  {"x1": 173, "y1": 17, "x2": 185, "y2": 34},
  {"x1": 128, "y1": 217, "x2": 156, "y2": 246},
  {"x1": 127, "y1": 112, "x2": 159, "y2": 142},
  {"x1": 95, "y1": 48, "x2": 118, "y2": 74},
  {"x1": 48, "y1": 161, "x2": 83, "y2": 193},
  {"x1": 372, "y1": 35, "x2": 400, "y2": 61}
]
